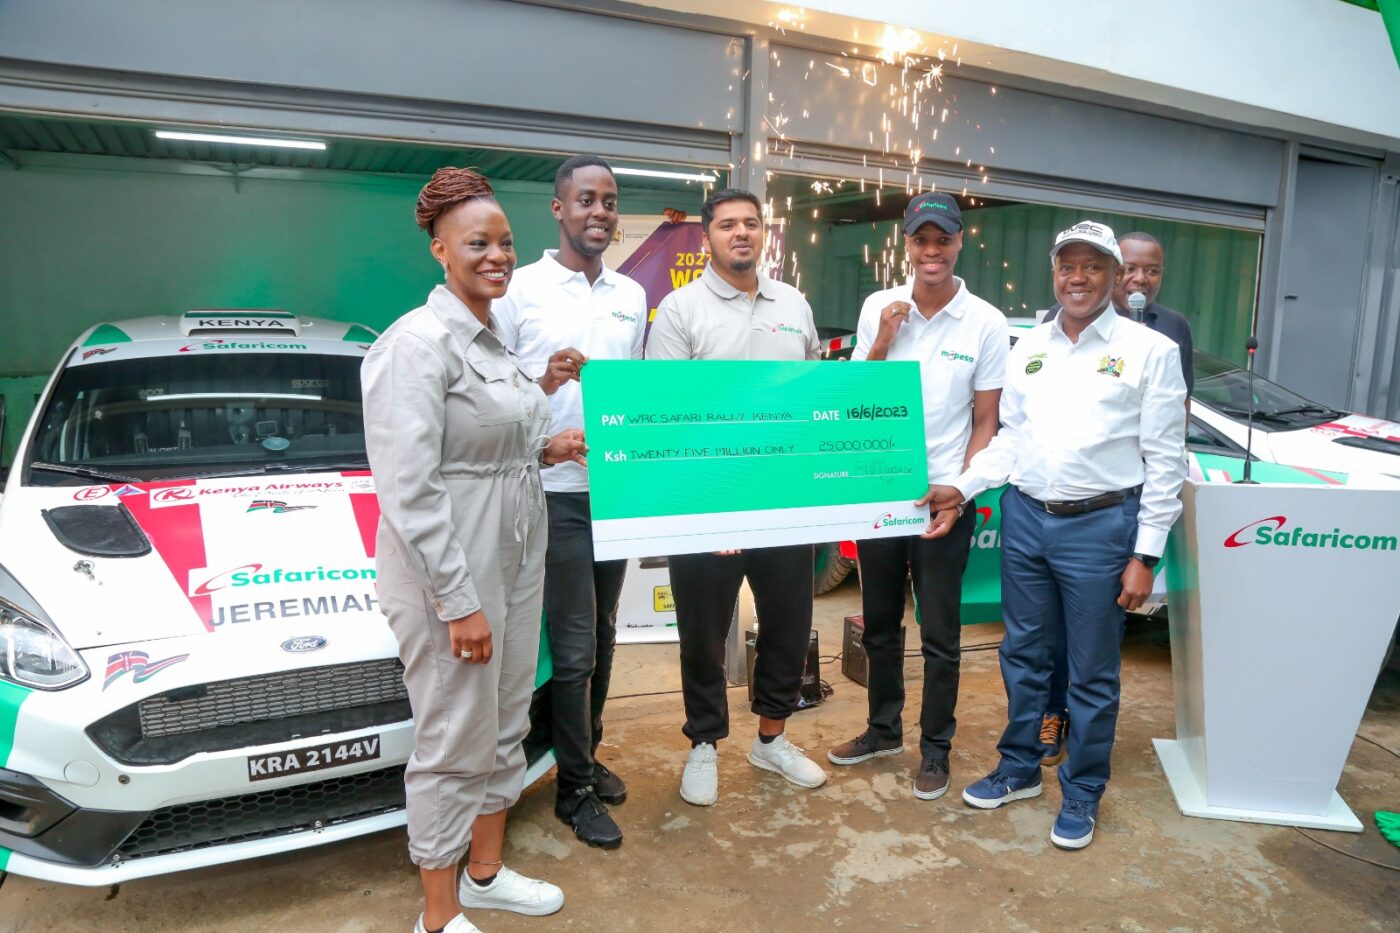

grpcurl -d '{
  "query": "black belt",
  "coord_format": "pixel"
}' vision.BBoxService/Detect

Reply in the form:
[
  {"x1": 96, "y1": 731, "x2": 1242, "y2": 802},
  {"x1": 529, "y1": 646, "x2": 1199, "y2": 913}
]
[{"x1": 1022, "y1": 485, "x2": 1143, "y2": 516}]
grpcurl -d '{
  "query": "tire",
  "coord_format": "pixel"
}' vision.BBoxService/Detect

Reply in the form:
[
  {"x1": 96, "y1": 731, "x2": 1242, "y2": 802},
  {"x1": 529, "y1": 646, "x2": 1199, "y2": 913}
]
[{"x1": 814, "y1": 541, "x2": 855, "y2": 595}]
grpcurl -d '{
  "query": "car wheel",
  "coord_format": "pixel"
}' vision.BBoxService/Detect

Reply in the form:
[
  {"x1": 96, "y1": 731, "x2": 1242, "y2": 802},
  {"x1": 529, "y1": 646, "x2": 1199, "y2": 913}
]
[{"x1": 814, "y1": 541, "x2": 855, "y2": 595}]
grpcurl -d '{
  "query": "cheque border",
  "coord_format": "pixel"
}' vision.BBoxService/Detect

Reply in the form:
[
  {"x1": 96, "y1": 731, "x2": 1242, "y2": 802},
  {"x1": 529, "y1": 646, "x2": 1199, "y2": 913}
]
[{"x1": 592, "y1": 500, "x2": 931, "y2": 560}]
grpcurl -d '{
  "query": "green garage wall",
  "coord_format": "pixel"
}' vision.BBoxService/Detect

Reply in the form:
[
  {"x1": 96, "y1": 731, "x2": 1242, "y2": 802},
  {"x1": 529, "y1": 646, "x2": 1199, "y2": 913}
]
[{"x1": 0, "y1": 153, "x2": 693, "y2": 466}]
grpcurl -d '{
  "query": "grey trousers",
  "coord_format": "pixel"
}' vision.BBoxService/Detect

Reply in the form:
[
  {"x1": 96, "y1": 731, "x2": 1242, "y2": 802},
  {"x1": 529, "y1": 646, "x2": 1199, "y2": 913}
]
[{"x1": 379, "y1": 532, "x2": 546, "y2": 870}]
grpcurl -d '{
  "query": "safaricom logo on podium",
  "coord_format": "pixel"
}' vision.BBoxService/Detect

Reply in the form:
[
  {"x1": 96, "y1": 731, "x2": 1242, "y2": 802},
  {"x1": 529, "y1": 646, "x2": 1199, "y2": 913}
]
[{"x1": 1224, "y1": 515, "x2": 1398, "y2": 551}]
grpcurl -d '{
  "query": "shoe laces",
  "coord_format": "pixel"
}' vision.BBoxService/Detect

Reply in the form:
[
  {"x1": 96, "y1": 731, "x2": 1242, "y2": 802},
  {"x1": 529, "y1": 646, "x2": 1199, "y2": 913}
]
[
  {"x1": 688, "y1": 743, "x2": 717, "y2": 770},
  {"x1": 919, "y1": 756, "x2": 945, "y2": 776},
  {"x1": 1062, "y1": 799, "x2": 1095, "y2": 820},
  {"x1": 766, "y1": 735, "x2": 810, "y2": 764},
  {"x1": 1039, "y1": 713, "x2": 1064, "y2": 745}
]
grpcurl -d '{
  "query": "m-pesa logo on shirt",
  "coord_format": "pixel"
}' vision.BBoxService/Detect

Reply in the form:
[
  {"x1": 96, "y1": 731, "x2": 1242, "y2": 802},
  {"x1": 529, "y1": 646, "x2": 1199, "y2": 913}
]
[
  {"x1": 610, "y1": 311, "x2": 638, "y2": 324},
  {"x1": 940, "y1": 350, "x2": 975, "y2": 364},
  {"x1": 1223, "y1": 515, "x2": 1397, "y2": 551}
]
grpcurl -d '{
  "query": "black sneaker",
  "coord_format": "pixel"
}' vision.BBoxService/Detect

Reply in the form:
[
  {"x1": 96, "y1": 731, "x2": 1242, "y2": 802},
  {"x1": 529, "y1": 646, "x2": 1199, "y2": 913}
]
[
  {"x1": 555, "y1": 788, "x2": 623, "y2": 850},
  {"x1": 594, "y1": 762, "x2": 628, "y2": 805},
  {"x1": 827, "y1": 729, "x2": 904, "y2": 766}
]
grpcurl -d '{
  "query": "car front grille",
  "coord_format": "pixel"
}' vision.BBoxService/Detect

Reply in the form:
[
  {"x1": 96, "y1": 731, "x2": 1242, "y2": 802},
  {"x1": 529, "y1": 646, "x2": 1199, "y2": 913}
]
[
  {"x1": 88, "y1": 659, "x2": 410, "y2": 765},
  {"x1": 116, "y1": 764, "x2": 406, "y2": 860}
]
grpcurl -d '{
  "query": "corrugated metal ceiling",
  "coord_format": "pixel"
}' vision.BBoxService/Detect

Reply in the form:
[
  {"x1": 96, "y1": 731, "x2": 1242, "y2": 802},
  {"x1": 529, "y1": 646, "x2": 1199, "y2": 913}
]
[{"x1": 0, "y1": 113, "x2": 690, "y2": 185}]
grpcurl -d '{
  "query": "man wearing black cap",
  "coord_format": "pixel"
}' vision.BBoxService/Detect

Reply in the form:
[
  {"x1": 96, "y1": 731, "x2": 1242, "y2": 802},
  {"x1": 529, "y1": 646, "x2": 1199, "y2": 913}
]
[{"x1": 826, "y1": 193, "x2": 1008, "y2": 802}]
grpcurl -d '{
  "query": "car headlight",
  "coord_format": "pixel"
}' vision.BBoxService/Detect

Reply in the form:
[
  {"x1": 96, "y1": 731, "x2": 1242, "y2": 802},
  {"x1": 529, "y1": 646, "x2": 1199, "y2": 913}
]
[{"x1": 0, "y1": 599, "x2": 89, "y2": 690}]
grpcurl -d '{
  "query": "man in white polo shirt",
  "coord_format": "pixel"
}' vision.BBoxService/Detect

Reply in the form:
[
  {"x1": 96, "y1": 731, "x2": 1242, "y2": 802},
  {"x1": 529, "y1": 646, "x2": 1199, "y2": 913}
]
[
  {"x1": 826, "y1": 193, "x2": 1007, "y2": 802},
  {"x1": 927, "y1": 220, "x2": 1187, "y2": 850},
  {"x1": 494, "y1": 155, "x2": 647, "y2": 850}
]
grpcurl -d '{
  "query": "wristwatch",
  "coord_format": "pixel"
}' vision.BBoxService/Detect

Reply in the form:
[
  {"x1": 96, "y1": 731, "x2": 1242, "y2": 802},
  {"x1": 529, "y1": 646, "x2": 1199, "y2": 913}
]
[{"x1": 1131, "y1": 552, "x2": 1160, "y2": 569}]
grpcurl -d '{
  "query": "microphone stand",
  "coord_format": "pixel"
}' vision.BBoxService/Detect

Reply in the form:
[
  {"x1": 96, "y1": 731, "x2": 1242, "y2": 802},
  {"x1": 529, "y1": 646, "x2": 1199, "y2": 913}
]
[{"x1": 1238, "y1": 336, "x2": 1260, "y2": 484}]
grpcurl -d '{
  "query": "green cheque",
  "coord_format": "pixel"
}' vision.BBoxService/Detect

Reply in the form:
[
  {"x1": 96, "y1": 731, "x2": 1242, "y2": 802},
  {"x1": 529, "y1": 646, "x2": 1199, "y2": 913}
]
[{"x1": 581, "y1": 360, "x2": 930, "y2": 559}]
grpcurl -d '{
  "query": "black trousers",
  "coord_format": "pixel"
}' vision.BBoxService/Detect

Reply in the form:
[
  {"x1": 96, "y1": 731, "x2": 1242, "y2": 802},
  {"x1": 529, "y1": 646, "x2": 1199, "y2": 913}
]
[
  {"x1": 856, "y1": 502, "x2": 976, "y2": 764},
  {"x1": 524, "y1": 492, "x2": 627, "y2": 795},
  {"x1": 667, "y1": 544, "x2": 814, "y2": 746}
]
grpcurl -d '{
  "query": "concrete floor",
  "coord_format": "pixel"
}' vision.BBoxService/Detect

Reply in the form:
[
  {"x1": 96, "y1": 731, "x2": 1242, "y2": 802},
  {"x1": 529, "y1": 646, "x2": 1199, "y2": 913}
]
[{"x1": 4, "y1": 582, "x2": 1398, "y2": 932}]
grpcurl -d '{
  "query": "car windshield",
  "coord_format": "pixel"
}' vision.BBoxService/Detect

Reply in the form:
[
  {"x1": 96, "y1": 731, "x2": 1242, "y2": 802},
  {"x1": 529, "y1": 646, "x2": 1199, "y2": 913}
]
[
  {"x1": 1191, "y1": 350, "x2": 1344, "y2": 430},
  {"x1": 26, "y1": 351, "x2": 367, "y2": 484}
]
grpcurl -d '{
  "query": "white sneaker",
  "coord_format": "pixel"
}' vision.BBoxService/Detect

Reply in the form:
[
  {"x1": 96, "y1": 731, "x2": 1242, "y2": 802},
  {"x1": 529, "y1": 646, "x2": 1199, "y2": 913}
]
[
  {"x1": 457, "y1": 866, "x2": 563, "y2": 916},
  {"x1": 748, "y1": 734, "x2": 828, "y2": 789},
  {"x1": 680, "y1": 742, "x2": 719, "y2": 806},
  {"x1": 413, "y1": 914, "x2": 481, "y2": 933}
]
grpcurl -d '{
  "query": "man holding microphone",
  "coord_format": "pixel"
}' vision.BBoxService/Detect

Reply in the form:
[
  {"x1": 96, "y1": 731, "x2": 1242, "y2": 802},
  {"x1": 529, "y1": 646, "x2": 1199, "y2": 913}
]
[{"x1": 926, "y1": 220, "x2": 1187, "y2": 849}]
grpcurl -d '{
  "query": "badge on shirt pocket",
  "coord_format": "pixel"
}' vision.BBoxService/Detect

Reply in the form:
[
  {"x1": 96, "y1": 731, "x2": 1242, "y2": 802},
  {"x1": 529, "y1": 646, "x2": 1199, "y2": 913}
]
[
  {"x1": 1025, "y1": 352, "x2": 1046, "y2": 375},
  {"x1": 1097, "y1": 355, "x2": 1126, "y2": 378}
]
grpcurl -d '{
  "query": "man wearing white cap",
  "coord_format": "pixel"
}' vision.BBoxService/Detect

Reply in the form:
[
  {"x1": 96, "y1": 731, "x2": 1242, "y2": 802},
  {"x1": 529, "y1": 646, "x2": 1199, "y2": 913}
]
[{"x1": 923, "y1": 220, "x2": 1187, "y2": 849}]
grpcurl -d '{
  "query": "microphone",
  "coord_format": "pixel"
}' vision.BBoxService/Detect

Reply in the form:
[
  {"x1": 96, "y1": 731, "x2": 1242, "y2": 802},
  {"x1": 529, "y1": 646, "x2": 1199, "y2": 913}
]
[
  {"x1": 1127, "y1": 291, "x2": 1147, "y2": 322},
  {"x1": 1238, "y1": 335, "x2": 1260, "y2": 484}
]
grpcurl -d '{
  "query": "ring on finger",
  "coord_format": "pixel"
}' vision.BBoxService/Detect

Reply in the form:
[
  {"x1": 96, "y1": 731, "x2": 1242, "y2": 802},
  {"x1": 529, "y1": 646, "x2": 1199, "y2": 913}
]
[{"x1": 460, "y1": 649, "x2": 473, "y2": 659}]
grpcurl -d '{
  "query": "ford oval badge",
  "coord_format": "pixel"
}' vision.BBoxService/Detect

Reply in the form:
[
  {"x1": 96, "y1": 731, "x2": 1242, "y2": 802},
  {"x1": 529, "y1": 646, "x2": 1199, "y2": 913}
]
[{"x1": 281, "y1": 635, "x2": 327, "y2": 653}]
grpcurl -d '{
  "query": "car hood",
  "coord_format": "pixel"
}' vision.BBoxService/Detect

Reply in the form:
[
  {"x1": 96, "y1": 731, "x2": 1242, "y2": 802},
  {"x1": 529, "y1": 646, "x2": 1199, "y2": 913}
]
[
  {"x1": 0, "y1": 472, "x2": 382, "y2": 649},
  {"x1": 1267, "y1": 414, "x2": 1400, "y2": 477}
]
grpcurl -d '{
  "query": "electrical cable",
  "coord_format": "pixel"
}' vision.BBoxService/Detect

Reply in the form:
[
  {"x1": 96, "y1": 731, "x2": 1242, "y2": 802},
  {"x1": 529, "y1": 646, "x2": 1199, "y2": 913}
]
[
  {"x1": 1291, "y1": 827, "x2": 1400, "y2": 873},
  {"x1": 1355, "y1": 732, "x2": 1400, "y2": 760}
]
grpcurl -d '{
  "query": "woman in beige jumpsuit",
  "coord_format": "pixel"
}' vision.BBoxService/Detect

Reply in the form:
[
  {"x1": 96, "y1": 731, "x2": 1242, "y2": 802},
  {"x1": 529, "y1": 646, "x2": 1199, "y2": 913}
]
[{"x1": 363, "y1": 168, "x2": 586, "y2": 933}]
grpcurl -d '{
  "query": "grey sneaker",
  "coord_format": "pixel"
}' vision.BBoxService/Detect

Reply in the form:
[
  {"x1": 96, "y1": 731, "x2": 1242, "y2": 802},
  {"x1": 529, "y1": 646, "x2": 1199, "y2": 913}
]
[
  {"x1": 827, "y1": 729, "x2": 905, "y2": 765},
  {"x1": 913, "y1": 756, "x2": 949, "y2": 800}
]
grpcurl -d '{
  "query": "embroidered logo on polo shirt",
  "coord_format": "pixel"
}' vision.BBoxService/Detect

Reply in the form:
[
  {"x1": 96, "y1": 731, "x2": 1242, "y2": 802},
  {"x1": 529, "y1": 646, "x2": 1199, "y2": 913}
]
[
  {"x1": 939, "y1": 350, "x2": 975, "y2": 364},
  {"x1": 1097, "y1": 355, "x2": 1126, "y2": 378},
  {"x1": 610, "y1": 311, "x2": 638, "y2": 324},
  {"x1": 772, "y1": 323, "x2": 805, "y2": 336},
  {"x1": 1025, "y1": 360, "x2": 1043, "y2": 374}
]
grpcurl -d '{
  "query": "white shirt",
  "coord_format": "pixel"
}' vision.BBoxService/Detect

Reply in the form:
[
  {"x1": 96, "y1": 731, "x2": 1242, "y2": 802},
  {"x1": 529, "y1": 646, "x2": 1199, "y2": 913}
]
[
  {"x1": 646, "y1": 264, "x2": 820, "y2": 362},
  {"x1": 493, "y1": 250, "x2": 648, "y2": 492},
  {"x1": 853, "y1": 278, "x2": 1007, "y2": 485},
  {"x1": 953, "y1": 308, "x2": 1188, "y2": 556}
]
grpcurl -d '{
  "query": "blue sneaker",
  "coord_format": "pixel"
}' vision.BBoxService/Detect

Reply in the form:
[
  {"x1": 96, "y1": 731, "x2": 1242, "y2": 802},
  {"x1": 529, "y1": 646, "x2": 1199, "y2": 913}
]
[
  {"x1": 961, "y1": 768, "x2": 1043, "y2": 809},
  {"x1": 1050, "y1": 798, "x2": 1099, "y2": 849}
]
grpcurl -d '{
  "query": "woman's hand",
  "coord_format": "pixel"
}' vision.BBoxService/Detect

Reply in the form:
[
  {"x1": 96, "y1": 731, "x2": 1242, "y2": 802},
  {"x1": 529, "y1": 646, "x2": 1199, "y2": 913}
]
[
  {"x1": 448, "y1": 610, "x2": 493, "y2": 665},
  {"x1": 539, "y1": 348, "x2": 586, "y2": 395},
  {"x1": 543, "y1": 429, "x2": 588, "y2": 467}
]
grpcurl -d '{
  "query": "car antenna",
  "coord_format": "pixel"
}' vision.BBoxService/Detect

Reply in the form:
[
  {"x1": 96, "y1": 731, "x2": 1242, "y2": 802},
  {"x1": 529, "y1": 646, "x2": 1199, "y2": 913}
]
[{"x1": 1237, "y1": 335, "x2": 1260, "y2": 485}]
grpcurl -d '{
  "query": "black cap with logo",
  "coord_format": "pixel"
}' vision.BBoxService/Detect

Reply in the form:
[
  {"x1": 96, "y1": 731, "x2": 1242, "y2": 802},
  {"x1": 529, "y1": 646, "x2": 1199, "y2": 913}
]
[{"x1": 903, "y1": 193, "x2": 963, "y2": 235}]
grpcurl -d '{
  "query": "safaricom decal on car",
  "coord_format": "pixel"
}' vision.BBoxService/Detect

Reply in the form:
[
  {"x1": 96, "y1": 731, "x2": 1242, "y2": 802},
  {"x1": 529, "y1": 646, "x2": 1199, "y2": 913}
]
[{"x1": 1224, "y1": 516, "x2": 1399, "y2": 551}]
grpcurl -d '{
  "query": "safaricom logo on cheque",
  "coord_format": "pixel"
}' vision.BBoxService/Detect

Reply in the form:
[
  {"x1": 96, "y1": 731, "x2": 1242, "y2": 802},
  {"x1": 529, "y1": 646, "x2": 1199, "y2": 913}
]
[
  {"x1": 874, "y1": 513, "x2": 924, "y2": 530},
  {"x1": 1224, "y1": 516, "x2": 1397, "y2": 551}
]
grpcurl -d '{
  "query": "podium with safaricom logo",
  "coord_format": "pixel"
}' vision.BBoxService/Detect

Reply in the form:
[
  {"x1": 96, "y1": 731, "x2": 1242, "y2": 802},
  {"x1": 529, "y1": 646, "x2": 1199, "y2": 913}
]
[{"x1": 1154, "y1": 479, "x2": 1400, "y2": 831}]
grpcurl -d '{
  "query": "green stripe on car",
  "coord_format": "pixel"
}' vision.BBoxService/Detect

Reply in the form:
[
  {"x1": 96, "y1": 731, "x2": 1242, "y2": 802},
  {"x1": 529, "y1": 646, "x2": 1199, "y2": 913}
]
[{"x1": 81, "y1": 324, "x2": 132, "y2": 346}]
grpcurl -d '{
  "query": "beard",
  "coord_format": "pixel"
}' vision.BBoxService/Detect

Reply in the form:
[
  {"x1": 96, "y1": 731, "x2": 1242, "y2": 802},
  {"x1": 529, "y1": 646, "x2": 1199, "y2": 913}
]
[
  {"x1": 566, "y1": 228, "x2": 609, "y2": 259},
  {"x1": 722, "y1": 254, "x2": 757, "y2": 273}
]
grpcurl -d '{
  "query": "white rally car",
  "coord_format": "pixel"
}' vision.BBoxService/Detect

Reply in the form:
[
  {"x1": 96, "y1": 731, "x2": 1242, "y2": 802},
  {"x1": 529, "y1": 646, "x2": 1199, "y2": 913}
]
[{"x1": 0, "y1": 311, "x2": 453, "y2": 885}]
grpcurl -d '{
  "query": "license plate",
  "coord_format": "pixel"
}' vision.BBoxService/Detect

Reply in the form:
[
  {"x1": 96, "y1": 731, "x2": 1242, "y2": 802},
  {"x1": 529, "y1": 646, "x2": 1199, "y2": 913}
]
[{"x1": 247, "y1": 734, "x2": 381, "y2": 782}]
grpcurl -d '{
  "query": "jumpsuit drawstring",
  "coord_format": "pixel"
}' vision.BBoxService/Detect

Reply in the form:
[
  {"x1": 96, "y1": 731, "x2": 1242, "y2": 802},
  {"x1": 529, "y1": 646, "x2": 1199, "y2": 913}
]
[{"x1": 513, "y1": 433, "x2": 550, "y2": 565}]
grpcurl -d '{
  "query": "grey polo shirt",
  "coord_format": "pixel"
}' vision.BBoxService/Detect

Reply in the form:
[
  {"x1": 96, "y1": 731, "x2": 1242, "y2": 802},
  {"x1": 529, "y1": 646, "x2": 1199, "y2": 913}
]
[{"x1": 646, "y1": 263, "x2": 821, "y2": 362}]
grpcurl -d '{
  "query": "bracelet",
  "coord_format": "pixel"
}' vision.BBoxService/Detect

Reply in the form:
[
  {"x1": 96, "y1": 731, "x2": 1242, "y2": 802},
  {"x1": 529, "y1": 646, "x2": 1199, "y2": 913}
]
[{"x1": 955, "y1": 503, "x2": 966, "y2": 517}]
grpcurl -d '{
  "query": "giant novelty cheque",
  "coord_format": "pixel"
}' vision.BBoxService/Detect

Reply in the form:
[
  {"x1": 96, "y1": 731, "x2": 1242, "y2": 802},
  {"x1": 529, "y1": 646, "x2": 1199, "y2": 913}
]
[{"x1": 582, "y1": 359, "x2": 930, "y2": 560}]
